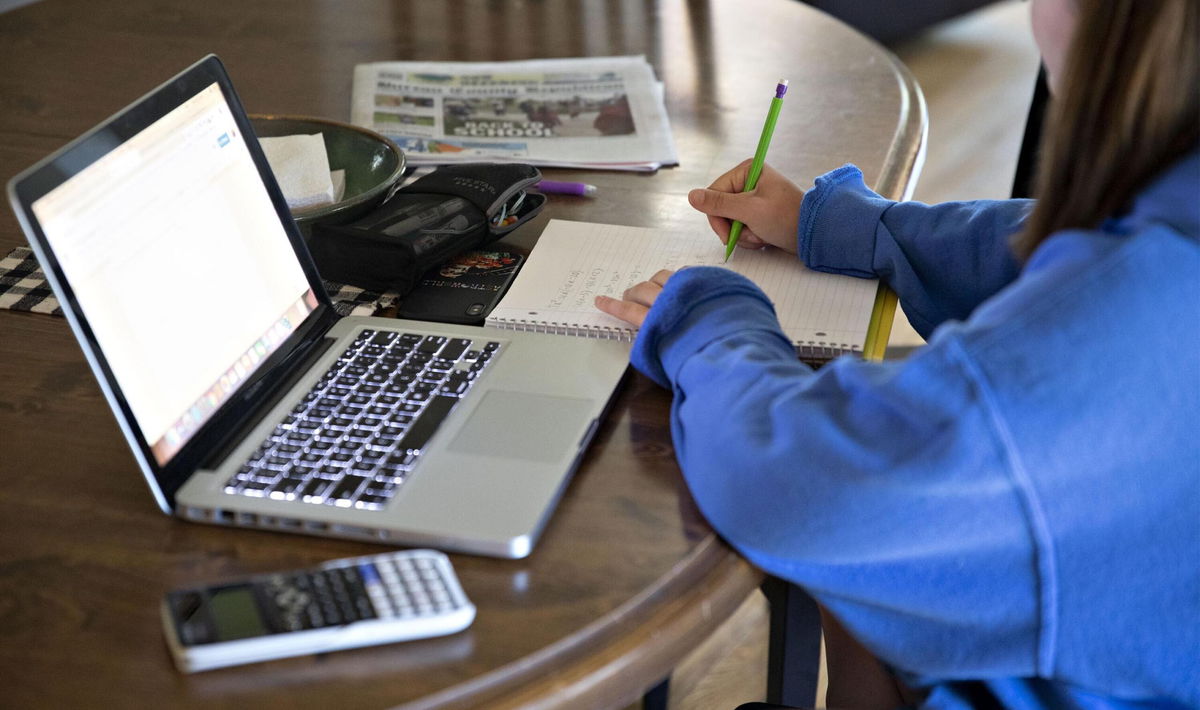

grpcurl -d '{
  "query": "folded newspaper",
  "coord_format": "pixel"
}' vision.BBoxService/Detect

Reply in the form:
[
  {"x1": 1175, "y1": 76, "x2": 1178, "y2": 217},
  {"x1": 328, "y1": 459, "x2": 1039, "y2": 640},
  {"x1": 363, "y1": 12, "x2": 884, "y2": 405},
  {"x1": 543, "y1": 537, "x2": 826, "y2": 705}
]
[{"x1": 350, "y1": 56, "x2": 678, "y2": 172}]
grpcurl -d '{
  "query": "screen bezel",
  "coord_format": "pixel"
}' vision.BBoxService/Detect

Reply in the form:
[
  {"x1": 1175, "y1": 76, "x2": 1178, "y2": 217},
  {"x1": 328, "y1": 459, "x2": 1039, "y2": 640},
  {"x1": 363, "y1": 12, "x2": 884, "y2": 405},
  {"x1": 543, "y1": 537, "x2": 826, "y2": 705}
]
[{"x1": 5, "y1": 55, "x2": 339, "y2": 511}]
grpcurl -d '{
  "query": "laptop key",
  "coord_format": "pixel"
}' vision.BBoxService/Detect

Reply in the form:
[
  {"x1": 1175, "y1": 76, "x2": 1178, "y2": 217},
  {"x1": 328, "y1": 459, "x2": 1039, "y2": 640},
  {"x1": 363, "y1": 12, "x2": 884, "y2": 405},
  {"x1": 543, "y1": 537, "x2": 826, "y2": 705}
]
[
  {"x1": 417, "y1": 336, "x2": 446, "y2": 354},
  {"x1": 373, "y1": 362, "x2": 400, "y2": 375},
  {"x1": 440, "y1": 377, "x2": 471, "y2": 397},
  {"x1": 327, "y1": 475, "x2": 369, "y2": 506},
  {"x1": 397, "y1": 395, "x2": 459, "y2": 454},
  {"x1": 381, "y1": 451, "x2": 417, "y2": 473},
  {"x1": 438, "y1": 338, "x2": 471, "y2": 361},
  {"x1": 355, "y1": 495, "x2": 387, "y2": 510},
  {"x1": 241, "y1": 481, "x2": 270, "y2": 497},
  {"x1": 298, "y1": 478, "x2": 333, "y2": 501},
  {"x1": 270, "y1": 479, "x2": 303, "y2": 499},
  {"x1": 367, "y1": 434, "x2": 400, "y2": 451}
]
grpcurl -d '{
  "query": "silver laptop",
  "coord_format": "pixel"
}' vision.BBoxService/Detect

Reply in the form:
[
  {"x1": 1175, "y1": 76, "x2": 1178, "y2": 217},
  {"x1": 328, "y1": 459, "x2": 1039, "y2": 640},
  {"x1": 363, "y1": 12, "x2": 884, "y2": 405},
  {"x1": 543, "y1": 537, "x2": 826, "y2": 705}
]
[{"x1": 6, "y1": 55, "x2": 629, "y2": 559}]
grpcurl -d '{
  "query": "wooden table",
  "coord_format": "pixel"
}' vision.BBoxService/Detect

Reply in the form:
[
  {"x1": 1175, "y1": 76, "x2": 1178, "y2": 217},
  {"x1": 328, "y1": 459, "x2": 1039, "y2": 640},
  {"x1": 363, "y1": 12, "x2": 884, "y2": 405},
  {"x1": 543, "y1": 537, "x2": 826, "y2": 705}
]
[{"x1": 0, "y1": 1, "x2": 924, "y2": 707}]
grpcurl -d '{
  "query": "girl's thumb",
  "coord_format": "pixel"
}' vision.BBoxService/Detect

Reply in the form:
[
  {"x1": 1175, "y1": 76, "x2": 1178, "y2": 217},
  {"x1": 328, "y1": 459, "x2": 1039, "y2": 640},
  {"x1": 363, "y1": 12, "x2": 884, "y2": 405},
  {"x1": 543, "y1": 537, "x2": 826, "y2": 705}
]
[{"x1": 688, "y1": 188, "x2": 754, "y2": 224}]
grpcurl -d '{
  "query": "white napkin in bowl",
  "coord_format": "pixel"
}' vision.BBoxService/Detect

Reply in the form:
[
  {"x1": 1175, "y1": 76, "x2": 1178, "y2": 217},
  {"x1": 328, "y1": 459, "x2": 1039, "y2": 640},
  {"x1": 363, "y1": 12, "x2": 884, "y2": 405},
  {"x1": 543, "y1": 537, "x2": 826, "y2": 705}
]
[
  {"x1": 330, "y1": 168, "x2": 346, "y2": 202},
  {"x1": 259, "y1": 133, "x2": 336, "y2": 209}
]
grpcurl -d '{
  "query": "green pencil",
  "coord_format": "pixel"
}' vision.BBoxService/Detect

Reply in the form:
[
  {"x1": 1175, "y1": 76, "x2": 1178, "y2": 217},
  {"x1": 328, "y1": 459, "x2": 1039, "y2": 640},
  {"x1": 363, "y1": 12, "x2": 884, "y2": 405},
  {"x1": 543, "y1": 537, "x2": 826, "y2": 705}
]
[{"x1": 725, "y1": 79, "x2": 789, "y2": 262}]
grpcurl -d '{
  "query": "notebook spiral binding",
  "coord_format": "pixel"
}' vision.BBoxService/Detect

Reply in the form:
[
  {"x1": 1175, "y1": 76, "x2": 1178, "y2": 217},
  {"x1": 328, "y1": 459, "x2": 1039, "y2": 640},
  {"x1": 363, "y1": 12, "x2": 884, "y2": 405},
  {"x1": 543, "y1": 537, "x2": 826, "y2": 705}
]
[
  {"x1": 488, "y1": 317, "x2": 636, "y2": 342},
  {"x1": 797, "y1": 343, "x2": 859, "y2": 361},
  {"x1": 490, "y1": 316, "x2": 863, "y2": 361}
]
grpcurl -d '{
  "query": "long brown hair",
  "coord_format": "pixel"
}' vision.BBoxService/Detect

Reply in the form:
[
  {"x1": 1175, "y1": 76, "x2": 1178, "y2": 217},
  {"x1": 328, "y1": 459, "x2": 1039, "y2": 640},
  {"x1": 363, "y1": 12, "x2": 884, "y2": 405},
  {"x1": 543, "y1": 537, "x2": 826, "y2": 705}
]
[{"x1": 1014, "y1": 0, "x2": 1200, "y2": 258}]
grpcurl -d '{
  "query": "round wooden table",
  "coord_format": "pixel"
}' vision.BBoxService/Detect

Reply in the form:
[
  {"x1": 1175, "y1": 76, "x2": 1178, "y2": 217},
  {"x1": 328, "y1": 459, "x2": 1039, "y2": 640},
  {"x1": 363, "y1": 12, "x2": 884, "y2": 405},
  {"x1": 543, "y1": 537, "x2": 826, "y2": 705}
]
[{"x1": 0, "y1": 1, "x2": 924, "y2": 707}]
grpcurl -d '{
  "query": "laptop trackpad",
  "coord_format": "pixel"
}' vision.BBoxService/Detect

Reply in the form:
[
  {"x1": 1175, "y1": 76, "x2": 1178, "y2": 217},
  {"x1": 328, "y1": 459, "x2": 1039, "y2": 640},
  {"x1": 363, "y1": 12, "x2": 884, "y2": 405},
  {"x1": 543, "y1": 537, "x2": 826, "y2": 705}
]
[{"x1": 447, "y1": 390, "x2": 594, "y2": 464}]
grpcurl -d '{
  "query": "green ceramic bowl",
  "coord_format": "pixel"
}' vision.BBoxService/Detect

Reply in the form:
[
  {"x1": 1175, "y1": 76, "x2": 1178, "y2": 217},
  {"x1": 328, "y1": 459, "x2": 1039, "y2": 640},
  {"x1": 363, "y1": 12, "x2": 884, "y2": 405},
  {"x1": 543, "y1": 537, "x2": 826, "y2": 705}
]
[{"x1": 249, "y1": 115, "x2": 405, "y2": 231}]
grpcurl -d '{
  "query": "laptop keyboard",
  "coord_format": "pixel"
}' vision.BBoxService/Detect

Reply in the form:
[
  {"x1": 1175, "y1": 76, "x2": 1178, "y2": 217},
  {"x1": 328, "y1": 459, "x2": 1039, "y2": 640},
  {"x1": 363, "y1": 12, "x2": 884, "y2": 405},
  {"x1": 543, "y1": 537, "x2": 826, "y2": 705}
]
[{"x1": 223, "y1": 329, "x2": 502, "y2": 510}]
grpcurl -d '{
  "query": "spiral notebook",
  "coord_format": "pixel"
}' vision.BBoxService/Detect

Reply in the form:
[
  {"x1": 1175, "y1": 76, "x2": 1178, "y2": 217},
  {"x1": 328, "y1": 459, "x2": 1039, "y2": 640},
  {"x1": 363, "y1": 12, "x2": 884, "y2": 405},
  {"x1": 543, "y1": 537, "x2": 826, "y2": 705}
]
[{"x1": 487, "y1": 220, "x2": 896, "y2": 362}]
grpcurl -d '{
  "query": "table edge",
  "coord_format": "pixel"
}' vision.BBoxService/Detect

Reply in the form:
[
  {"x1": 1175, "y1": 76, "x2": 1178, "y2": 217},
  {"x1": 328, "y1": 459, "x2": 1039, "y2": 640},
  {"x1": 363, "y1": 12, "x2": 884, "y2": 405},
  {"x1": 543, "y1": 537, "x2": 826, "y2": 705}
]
[
  {"x1": 398, "y1": 536, "x2": 760, "y2": 710},
  {"x1": 875, "y1": 48, "x2": 929, "y2": 202}
]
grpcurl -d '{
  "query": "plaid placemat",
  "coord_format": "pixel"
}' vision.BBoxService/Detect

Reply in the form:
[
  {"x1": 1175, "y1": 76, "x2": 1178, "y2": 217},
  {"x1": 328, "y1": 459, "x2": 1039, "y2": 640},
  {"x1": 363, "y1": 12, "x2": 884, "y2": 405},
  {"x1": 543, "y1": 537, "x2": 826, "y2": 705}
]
[{"x1": 0, "y1": 246, "x2": 398, "y2": 318}]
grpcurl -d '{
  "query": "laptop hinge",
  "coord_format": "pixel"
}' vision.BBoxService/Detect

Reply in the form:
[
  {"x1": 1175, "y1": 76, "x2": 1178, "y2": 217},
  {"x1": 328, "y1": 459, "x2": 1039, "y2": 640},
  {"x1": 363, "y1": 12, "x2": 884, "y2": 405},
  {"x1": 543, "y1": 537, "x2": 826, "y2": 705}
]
[{"x1": 198, "y1": 307, "x2": 340, "y2": 471}]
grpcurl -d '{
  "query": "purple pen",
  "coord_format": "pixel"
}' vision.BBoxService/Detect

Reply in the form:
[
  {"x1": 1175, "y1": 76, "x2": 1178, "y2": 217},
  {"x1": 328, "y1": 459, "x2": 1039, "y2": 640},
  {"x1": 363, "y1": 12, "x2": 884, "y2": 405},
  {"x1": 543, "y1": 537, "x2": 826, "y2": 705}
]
[{"x1": 536, "y1": 180, "x2": 597, "y2": 196}]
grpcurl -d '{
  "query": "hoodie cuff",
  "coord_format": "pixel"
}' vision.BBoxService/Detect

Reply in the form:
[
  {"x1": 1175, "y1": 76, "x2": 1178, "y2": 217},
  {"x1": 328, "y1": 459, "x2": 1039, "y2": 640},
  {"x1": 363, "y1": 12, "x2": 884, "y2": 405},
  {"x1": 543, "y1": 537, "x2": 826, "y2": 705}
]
[
  {"x1": 630, "y1": 267, "x2": 793, "y2": 388},
  {"x1": 798, "y1": 164, "x2": 895, "y2": 277}
]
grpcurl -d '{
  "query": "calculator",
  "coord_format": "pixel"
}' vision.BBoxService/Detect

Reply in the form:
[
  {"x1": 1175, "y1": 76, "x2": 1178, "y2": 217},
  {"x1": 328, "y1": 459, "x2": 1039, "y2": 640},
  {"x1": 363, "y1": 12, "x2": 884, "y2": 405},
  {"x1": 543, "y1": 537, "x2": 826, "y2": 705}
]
[{"x1": 161, "y1": 549, "x2": 475, "y2": 672}]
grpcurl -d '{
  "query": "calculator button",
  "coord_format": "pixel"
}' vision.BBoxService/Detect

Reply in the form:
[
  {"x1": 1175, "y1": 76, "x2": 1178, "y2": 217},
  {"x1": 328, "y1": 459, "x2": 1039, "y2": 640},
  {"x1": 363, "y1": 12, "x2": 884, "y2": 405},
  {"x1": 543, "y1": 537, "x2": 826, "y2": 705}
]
[
  {"x1": 306, "y1": 604, "x2": 325, "y2": 628},
  {"x1": 321, "y1": 602, "x2": 342, "y2": 625}
]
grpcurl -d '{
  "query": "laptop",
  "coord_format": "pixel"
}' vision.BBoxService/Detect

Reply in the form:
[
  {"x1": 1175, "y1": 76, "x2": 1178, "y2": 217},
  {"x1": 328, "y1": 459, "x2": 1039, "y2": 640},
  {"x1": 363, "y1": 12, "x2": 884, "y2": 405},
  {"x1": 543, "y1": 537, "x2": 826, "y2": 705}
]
[{"x1": 6, "y1": 55, "x2": 629, "y2": 559}]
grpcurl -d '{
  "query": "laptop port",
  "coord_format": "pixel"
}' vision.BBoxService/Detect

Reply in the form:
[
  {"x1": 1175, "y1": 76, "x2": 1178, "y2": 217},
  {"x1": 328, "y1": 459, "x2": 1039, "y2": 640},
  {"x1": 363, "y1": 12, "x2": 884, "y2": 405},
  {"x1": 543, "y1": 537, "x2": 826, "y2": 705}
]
[{"x1": 331, "y1": 524, "x2": 374, "y2": 539}]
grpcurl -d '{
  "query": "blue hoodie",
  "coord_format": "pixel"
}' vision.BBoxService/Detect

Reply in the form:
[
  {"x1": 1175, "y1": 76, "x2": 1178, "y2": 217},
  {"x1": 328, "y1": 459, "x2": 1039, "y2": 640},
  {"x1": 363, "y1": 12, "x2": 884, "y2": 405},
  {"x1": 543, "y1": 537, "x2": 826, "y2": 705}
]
[{"x1": 629, "y1": 151, "x2": 1200, "y2": 708}]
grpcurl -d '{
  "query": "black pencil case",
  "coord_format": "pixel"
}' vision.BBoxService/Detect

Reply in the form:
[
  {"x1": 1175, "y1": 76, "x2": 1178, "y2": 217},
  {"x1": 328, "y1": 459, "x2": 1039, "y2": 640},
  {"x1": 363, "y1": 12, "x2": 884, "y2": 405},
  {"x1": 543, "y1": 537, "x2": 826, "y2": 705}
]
[{"x1": 307, "y1": 163, "x2": 545, "y2": 294}]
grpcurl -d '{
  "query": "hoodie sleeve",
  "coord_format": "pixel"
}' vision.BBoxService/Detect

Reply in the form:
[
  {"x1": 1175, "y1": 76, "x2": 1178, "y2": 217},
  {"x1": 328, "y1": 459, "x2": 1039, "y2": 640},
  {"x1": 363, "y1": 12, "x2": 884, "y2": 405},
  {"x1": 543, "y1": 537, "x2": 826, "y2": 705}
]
[
  {"x1": 797, "y1": 165, "x2": 1032, "y2": 338},
  {"x1": 630, "y1": 266, "x2": 1041, "y2": 679}
]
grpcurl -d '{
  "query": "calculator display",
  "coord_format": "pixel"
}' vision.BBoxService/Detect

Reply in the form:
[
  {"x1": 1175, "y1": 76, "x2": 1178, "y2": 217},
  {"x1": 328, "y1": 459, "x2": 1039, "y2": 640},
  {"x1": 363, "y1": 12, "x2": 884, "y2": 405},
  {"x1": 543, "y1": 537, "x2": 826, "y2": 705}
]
[
  {"x1": 170, "y1": 583, "x2": 275, "y2": 645},
  {"x1": 207, "y1": 586, "x2": 269, "y2": 641}
]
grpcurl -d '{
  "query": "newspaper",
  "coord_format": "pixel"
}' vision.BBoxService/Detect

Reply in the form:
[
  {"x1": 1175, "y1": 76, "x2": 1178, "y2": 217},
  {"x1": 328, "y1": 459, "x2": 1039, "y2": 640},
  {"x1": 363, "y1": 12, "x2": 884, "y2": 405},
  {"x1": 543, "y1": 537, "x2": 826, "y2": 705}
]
[{"x1": 350, "y1": 56, "x2": 678, "y2": 172}]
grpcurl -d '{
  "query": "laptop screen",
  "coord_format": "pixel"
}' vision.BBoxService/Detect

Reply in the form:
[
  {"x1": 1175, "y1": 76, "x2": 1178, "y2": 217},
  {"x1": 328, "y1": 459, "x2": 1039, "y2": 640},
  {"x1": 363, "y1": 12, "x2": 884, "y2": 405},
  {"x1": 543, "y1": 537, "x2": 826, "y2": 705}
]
[{"x1": 30, "y1": 82, "x2": 317, "y2": 465}]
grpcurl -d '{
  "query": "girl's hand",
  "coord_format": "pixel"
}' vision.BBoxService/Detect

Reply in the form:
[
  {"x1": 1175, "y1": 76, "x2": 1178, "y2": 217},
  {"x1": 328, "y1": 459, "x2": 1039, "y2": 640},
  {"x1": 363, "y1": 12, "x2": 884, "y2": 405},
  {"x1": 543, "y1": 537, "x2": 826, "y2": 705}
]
[
  {"x1": 688, "y1": 160, "x2": 805, "y2": 253},
  {"x1": 593, "y1": 269, "x2": 674, "y2": 328}
]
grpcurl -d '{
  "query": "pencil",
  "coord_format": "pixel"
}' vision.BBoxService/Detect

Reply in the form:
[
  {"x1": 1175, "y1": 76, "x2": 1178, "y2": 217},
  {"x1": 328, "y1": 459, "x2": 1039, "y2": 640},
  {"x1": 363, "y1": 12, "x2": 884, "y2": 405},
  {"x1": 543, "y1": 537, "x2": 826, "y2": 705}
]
[{"x1": 725, "y1": 79, "x2": 789, "y2": 262}]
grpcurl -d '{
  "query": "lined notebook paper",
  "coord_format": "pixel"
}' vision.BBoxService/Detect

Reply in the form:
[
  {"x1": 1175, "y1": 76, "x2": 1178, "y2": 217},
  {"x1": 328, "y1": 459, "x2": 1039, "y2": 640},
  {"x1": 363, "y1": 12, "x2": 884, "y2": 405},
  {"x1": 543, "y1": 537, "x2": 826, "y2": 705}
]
[{"x1": 487, "y1": 220, "x2": 880, "y2": 358}]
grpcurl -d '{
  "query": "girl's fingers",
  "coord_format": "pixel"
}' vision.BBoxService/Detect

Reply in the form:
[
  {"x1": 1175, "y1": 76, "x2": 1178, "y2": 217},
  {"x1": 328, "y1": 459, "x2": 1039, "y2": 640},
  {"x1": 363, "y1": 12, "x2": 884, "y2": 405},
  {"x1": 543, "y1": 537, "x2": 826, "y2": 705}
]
[{"x1": 594, "y1": 294, "x2": 649, "y2": 327}]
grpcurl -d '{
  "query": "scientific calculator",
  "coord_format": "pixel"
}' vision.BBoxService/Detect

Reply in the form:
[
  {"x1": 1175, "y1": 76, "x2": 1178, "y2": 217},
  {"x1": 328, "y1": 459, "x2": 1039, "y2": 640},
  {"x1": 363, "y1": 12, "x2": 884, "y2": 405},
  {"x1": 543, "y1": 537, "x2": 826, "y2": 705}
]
[{"x1": 161, "y1": 549, "x2": 475, "y2": 672}]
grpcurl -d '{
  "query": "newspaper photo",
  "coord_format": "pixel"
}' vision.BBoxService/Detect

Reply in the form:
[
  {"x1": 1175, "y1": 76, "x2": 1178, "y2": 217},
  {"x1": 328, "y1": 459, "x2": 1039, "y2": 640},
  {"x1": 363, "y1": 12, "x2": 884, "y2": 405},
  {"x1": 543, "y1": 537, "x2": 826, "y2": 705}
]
[{"x1": 350, "y1": 56, "x2": 678, "y2": 171}]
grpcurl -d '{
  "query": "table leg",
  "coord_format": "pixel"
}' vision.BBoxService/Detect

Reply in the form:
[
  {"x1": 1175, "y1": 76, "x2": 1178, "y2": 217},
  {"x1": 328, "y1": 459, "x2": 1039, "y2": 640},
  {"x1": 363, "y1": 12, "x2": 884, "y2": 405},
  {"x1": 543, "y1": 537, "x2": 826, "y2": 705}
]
[
  {"x1": 762, "y1": 577, "x2": 822, "y2": 708},
  {"x1": 642, "y1": 676, "x2": 670, "y2": 710}
]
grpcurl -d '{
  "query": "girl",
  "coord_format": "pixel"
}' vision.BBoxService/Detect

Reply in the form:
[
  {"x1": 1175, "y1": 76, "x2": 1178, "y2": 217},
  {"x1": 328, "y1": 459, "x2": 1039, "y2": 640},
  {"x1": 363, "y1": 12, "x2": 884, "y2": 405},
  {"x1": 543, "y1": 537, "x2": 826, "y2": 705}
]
[{"x1": 595, "y1": 0, "x2": 1199, "y2": 707}]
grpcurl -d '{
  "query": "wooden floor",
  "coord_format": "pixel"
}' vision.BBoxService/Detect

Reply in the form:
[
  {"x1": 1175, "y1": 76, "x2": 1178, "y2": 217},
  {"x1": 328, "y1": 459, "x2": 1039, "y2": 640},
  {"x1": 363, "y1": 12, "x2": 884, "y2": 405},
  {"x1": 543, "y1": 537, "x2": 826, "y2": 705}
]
[{"x1": 656, "y1": 3, "x2": 1040, "y2": 709}]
